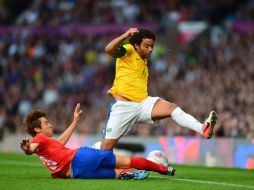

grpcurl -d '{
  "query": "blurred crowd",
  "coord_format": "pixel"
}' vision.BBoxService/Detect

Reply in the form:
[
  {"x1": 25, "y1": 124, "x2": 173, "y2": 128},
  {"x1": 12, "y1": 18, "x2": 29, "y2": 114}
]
[
  {"x1": 0, "y1": 0, "x2": 253, "y2": 25},
  {"x1": 0, "y1": 0, "x2": 254, "y2": 140}
]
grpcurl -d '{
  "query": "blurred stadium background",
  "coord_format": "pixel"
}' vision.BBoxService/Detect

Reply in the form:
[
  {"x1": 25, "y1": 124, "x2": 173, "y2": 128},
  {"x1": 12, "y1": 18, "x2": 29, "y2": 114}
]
[{"x1": 0, "y1": 0, "x2": 254, "y2": 169}]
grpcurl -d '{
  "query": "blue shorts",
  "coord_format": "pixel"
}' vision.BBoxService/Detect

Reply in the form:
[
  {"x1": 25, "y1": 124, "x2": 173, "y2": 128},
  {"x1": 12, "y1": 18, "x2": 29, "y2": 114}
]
[{"x1": 71, "y1": 147, "x2": 116, "y2": 179}]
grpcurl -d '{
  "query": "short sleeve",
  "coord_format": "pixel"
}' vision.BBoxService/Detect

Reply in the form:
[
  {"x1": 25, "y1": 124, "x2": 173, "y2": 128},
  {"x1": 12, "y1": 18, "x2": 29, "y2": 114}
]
[
  {"x1": 32, "y1": 133, "x2": 46, "y2": 146},
  {"x1": 123, "y1": 44, "x2": 134, "y2": 55},
  {"x1": 115, "y1": 45, "x2": 126, "y2": 58}
]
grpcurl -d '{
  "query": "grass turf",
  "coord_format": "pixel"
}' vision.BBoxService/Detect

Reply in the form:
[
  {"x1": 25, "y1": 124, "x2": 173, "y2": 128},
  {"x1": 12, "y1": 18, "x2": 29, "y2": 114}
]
[{"x1": 0, "y1": 152, "x2": 254, "y2": 190}]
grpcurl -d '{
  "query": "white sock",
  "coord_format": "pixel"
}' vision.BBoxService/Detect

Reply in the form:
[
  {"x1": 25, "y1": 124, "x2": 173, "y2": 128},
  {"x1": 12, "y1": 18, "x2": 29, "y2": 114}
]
[{"x1": 171, "y1": 107, "x2": 203, "y2": 134}]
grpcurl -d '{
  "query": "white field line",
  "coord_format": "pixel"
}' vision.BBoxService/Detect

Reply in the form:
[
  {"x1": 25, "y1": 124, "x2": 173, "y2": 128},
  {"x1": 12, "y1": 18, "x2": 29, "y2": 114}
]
[{"x1": 151, "y1": 176, "x2": 254, "y2": 189}]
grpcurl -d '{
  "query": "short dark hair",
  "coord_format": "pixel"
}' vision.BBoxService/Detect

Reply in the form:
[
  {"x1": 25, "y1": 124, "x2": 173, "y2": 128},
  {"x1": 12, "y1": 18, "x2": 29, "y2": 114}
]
[
  {"x1": 23, "y1": 109, "x2": 46, "y2": 137},
  {"x1": 129, "y1": 28, "x2": 156, "y2": 46}
]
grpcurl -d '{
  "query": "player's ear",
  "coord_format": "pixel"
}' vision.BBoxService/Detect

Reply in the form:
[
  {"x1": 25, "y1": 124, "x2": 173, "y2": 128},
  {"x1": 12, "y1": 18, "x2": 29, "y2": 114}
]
[
  {"x1": 134, "y1": 43, "x2": 139, "y2": 50},
  {"x1": 34, "y1": 127, "x2": 41, "y2": 133}
]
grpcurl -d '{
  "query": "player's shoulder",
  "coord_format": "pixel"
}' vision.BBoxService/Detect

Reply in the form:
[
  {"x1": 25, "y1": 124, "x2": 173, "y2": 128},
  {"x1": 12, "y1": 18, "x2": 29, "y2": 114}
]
[
  {"x1": 32, "y1": 133, "x2": 48, "y2": 143},
  {"x1": 33, "y1": 133, "x2": 43, "y2": 139},
  {"x1": 122, "y1": 44, "x2": 134, "y2": 55},
  {"x1": 115, "y1": 44, "x2": 134, "y2": 58},
  {"x1": 123, "y1": 43, "x2": 133, "y2": 48},
  {"x1": 123, "y1": 44, "x2": 134, "y2": 50}
]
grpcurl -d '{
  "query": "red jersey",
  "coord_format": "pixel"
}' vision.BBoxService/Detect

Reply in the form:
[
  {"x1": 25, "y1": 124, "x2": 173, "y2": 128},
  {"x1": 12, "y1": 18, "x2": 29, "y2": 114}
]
[{"x1": 32, "y1": 133, "x2": 78, "y2": 178}]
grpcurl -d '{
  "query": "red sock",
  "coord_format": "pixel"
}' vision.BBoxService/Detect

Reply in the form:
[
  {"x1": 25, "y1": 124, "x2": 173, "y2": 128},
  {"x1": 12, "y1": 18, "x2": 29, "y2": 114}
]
[{"x1": 130, "y1": 157, "x2": 168, "y2": 174}]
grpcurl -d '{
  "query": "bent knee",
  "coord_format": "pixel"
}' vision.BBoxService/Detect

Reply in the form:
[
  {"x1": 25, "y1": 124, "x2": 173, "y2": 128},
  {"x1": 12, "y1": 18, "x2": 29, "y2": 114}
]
[
  {"x1": 159, "y1": 99, "x2": 177, "y2": 113},
  {"x1": 152, "y1": 100, "x2": 178, "y2": 119}
]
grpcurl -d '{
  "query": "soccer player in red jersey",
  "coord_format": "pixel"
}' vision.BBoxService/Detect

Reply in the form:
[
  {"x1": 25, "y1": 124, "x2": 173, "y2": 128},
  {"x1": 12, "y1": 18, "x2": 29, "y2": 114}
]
[{"x1": 20, "y1": 103, "x2": 175, "y2": 179}]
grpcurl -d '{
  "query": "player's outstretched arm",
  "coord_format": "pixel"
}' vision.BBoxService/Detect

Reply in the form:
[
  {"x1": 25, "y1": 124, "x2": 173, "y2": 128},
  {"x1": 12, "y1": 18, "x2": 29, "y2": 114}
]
[
  {"x1": 20, "y1": 138, "x2": 38, "y2": 155},
  {"x1": 57, "y1": 103, "x2": 83, "y2": 145},
  {"x1": 105, "y1": 28, "x2": 138, "y2": 57}
]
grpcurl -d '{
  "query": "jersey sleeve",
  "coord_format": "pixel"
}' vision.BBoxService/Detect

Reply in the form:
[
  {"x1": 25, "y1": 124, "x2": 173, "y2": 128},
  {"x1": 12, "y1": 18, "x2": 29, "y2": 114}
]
[
  {"x1": 115, "y1": 44, "x2": 134, "y2": 58},
  {"x1": 115, "y1": 45, "x2": 126, "y2": 58},
  {"x1": 123, "y1": 44, "x2": 134, "y2": 56}
]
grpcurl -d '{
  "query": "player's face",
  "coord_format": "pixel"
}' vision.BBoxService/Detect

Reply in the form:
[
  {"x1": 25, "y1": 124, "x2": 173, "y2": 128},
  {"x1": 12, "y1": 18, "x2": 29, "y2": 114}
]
[
  {"x1": 135, "y1": 38, "x2": 154, "y2": 59},
  {"x1": 38, "y1": 117, "x2": 53, "y2": 137}
]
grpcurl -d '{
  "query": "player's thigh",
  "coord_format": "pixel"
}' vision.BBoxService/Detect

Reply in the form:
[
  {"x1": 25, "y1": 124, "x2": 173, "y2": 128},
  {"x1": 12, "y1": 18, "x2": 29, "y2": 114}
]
[
  {"x1": 86, "y1": 168, "x2": 116, "y2": 179},
  {"x1": 73, "y1": 166, "x2": 116, "y2": 179},
  {"x1": 115, "y1": 155, "x2": 131, "y2": 169},
  {"x1": 103, "y1": 101, "x2": 139, "y2": 139},
  {"x1": 151, "y1": 99, "x2": 177, "y2": 120},
  {"x1": 138, "y1": 97, "x2": 160, "y2": 124},
  {"x1": 72, "y1": 147, "x2": 116, "y2": 178},
  {"x1": 101, "y1": 138, "x2": 119, "y2": 150}
]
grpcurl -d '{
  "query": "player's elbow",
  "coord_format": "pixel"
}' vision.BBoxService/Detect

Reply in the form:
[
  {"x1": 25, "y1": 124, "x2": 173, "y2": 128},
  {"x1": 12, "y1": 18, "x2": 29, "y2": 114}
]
[
  {"x1": 105, "y1": 45, "x2": 115, "y2": 57},
  {"x1": 105, "y1": 45, "x2": 112, "y2": 54}
]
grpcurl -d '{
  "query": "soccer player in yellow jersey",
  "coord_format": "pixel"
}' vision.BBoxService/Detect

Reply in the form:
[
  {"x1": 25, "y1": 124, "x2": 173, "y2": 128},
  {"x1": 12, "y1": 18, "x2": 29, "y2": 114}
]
[{"x1": 100, "y1": 28, "x2": 217, "y2": 150}]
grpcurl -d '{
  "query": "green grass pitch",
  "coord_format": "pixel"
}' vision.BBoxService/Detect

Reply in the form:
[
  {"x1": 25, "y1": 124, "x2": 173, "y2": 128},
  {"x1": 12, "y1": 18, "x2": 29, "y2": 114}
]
[{"x1": 0, "y1": 152, "x2": 254, "y2": 190}]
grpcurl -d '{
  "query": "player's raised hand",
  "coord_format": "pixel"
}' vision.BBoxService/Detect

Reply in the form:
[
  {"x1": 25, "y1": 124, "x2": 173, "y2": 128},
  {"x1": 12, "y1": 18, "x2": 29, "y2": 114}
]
[
  {"x1": 73, "y1": 103, "x2": 83, "y2": 123},
  {"x1": 124, "y1": 28, "x2": 139, "y2": 38},
  {"x1": 20, "y1": 138, "x2": 30, "y2": 152}
]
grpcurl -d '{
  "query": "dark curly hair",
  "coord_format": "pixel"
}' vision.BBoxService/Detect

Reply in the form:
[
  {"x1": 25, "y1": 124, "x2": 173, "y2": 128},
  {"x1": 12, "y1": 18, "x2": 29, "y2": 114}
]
[
  {"x1": 23, "y1": 109, "x2": 47, "y2": 137},
  {"x1": 129, "y1": 28, "x2": 156, "y2": 46}
]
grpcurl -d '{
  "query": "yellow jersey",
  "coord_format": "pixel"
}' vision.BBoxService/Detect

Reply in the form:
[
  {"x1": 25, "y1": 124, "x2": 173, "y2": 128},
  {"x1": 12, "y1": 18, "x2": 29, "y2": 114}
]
[{"x1": 109, "y1": 44, "x2": 149, "y2": 102}]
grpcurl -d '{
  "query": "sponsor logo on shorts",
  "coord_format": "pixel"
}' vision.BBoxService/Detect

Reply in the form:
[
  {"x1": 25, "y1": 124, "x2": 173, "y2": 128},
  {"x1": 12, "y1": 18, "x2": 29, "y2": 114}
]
[{"x1": 106, "y1": 128, "x2": 112, "y2": 134}]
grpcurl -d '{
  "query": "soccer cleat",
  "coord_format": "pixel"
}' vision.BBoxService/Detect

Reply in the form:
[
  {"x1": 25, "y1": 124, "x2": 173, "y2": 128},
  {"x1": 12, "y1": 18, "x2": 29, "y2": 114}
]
[
  {"x1": 119, "y1": 169, "x2": 134, "y2": 180},
  {"x1": 160, "y1": 163, "x2": 176, "y2": 176},
  {"x1": 133, "y1": 170, "x2": 149, "y2": 180},
  {"x1": 166, "y1": 165, "x2": 176, "y2": 176},
  {"x1": 202, "y1": 111, "x2": 217, "y2": 139},
  {"x1": 119, "y1": 169, "x2": 149, "y2": 180},
  {"x1": 164, "y1": 163, "x2": 176, "y2": 176}
]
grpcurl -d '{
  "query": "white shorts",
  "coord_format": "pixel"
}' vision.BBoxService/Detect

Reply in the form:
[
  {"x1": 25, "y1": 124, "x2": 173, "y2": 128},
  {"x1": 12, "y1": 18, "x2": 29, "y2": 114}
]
[{"x1": 103, "y1": 96, "x2": 160, "y2": 139}]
